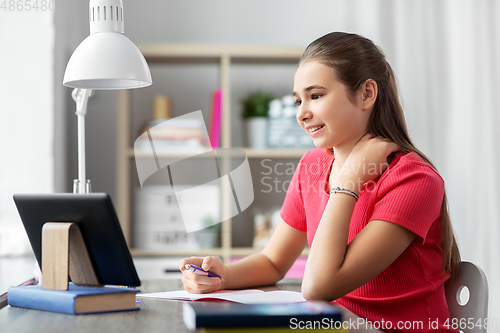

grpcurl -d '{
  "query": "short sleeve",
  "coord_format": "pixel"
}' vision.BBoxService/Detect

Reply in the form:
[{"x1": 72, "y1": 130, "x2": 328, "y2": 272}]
[
  {"x1": 280, "y1": 152, "x2": 309, "y2": 232},
  {"x1": 369, "y1": 161, "x2": 444, "y2": 243}
]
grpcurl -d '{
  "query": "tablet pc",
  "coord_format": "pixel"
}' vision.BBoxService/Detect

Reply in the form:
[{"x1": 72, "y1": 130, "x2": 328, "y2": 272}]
[{"x1": 13, "y1": 193, "x2": 141, "y2": 287}]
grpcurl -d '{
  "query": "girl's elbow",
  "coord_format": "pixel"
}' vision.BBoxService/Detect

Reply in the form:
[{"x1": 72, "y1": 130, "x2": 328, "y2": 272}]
[
  {"x1": 302, "y1": 287, "x2": 322, "y2": 301},
  {"x1": 301, "y1": 279, "x2": 332, "y2": 301},
  {"x1": 301, "y1": 277, "x2": 344, "y2": 301}
]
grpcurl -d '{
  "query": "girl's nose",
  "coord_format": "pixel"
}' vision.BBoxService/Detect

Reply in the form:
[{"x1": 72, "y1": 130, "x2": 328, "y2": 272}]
[{"x1": 296, "y1": 106, "x2": 312, "y2": 123}]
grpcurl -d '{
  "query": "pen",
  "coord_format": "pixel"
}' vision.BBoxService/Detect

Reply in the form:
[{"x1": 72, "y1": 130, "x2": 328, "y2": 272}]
[{"x1": 185, "y1": 264, "x2": 224, "y2": 281}]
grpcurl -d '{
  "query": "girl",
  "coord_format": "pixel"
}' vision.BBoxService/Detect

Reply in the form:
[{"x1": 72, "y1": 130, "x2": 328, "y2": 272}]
[{"x1": 180, "y1": 32, "x2": 460, "y2": 332}]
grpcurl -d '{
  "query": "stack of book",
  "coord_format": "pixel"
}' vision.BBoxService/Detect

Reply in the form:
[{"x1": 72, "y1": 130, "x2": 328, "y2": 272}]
[
  {"x1": 135, "y1": 117, "x2": 208, "y2": 153},
  {"x1": 134, "y1": 88, "x2": 223, "y2": 153}
]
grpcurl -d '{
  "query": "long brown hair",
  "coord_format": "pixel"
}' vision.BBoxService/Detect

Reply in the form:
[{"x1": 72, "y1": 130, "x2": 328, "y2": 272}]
[{"x1": 300, "y1": 32, "x2": 460, "y2": 278}]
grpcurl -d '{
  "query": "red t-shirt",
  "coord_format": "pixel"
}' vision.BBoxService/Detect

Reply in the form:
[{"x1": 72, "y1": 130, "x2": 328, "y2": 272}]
[{"x1": 281, "y1": 148, "x2": 456, "y2": 333}]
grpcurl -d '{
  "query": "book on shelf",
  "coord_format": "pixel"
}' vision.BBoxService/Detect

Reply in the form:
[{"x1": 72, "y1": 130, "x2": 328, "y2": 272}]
[
  {"x1": 135, "y1": 88, "x2": 223, "y2": 153},
  {"x1": 8, "y1": 282, "x2": 139, "y2": 315},
  {"x1": 209, "y1": 88, "x2": 223, "y2": 148},
  {"x1": 182, "y1": 301, "x2": 343, "y2": 330},
  {"x1": 135, "y1": 115, "x2": 209, "y2": 153}
]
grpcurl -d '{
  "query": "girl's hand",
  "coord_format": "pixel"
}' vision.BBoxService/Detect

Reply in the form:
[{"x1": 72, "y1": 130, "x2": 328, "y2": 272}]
[
  {"x1": 337, "y1": 134, "x2": 399, "y2": 193},
  {"x1": 179, "y1": 256, "x2": 227, "y2": 294}
]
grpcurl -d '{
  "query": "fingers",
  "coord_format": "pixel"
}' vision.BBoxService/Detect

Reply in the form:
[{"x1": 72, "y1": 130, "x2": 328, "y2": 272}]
[
  {"x1": 182, "y1": 270, "x2": 222, "y2": 287},
  {"x1": 361, "y1": 133, "x2": 400, "y2": 153},
  {"x1": 182, "y1": 274, "x2": 220, "y2": 294},
  {"x1": 201, "y1": 256, "x2": 216, "y2": 271},
  {"x1": 363, "y1": 133, "x2": 375, "y2": 140},
  {"x1": 180, "y1": 256, "x2": 223, "y2": 294},
  {"x1": 179, "y1": 256, "x2": 221, "y2": 272},
  {"x1": 178, "y1": 256, "x2": 203, "y2": 272},
  {"x1": 387, "y1": 142, "x2": 399, "y2": 154},
  {"x1": 356, "y1": 133, "x2": 373, "y2": 144}
]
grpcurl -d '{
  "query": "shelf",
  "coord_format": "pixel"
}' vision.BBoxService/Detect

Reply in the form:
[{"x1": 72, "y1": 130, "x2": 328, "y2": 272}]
[
  {"x1": 116, "y1": 43, "x2": 307, "y2": 263},
  {"x1": 130, "y1": 148, "x2": 308, "y2": 159},
  {"x1": 131, "y1": 247, "x2": 309, "y2": 258},
  {"x1": 131, "y1": 248, "x2": 225, "y2": 257},
  {"x1": 132, "y1": 149, "x2": 213, "y2": 159},
  {"x1": 241, "y1": 148, "x2": 308, "y2": 158}
]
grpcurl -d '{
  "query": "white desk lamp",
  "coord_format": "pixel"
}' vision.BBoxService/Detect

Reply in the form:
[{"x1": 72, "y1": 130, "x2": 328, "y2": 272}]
[{"x1": 63, "y1": 0, "x2": 152, "y2": 193}]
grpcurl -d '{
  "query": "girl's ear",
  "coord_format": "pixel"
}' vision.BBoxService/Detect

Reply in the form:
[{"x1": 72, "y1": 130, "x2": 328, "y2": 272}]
[{"x1": 361, "y1": 79, "x2": 378, "y2": 111}]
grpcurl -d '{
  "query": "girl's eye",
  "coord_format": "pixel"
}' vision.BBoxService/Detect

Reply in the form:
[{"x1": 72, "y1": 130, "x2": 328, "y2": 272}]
[
  {"x1": 294, "y1": 100, "x2": 301, "y2": 106},
  {"x1": 311, "y1": 93, "x2": 322, "y2": 100}
]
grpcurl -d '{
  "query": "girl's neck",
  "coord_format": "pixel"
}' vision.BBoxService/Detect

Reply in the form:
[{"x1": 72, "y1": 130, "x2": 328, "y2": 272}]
[
  {"x1": 331, "y1": 142, "x2": 356, "y2": 173},
  {"x1": 328, "y1": 145, "x2": 353, "y2": 188},
  {"x1": 329, "y1": 130, "x2": 368, "y2": 183}
]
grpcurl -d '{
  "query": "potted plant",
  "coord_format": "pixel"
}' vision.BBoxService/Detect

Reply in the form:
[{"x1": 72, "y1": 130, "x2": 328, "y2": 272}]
[{"x1": 241, "y1": 91, "x2": 275, "y2": 149}]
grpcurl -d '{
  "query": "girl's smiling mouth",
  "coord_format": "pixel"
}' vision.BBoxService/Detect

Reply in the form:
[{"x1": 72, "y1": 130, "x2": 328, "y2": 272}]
[{"x1": 306, "y1": 124, "x2": 325, "y2": 135}]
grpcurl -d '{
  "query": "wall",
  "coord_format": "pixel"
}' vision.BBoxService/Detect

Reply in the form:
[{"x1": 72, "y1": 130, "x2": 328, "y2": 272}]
[
  {"x1": 0, "y1": 8, "x2": 55, "y2": 254},
  {"x1": 56, "y1": 0, "x2": 398, "y2": 200}
]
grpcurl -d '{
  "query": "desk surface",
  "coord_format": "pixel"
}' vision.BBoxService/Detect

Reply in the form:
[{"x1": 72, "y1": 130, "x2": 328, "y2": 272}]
[{"x1": 1, "y1": 278, "x2": 381, "y2": 333}]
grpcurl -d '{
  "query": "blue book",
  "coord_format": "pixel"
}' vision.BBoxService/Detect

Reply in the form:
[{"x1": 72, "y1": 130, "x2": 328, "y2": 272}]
[
  {"x1": 183, "y1": 301, "x2": 342, "y2": 330},
  {"x1": 8, "y1": 283, "x2": 139, "y2": 315}
]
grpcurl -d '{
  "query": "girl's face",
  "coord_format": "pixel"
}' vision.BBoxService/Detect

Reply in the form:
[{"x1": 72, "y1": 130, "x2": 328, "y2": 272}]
[{"x1": 293, "y1": 61, "x2": 369, "y2": 150}]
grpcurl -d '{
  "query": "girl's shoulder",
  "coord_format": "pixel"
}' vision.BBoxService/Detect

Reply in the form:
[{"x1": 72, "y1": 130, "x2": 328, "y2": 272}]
[{"x1": 383, "y1": 151, "x2": 444, "y2": 185}]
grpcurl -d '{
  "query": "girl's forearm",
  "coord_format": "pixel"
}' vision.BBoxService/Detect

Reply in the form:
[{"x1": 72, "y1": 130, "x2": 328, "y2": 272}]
[
  {"x1": 222, "y1": 252, "x2": 284, "y2": 290},
  {"x1": 302, "y1": 192, "x2": 356, "y2": 300}
]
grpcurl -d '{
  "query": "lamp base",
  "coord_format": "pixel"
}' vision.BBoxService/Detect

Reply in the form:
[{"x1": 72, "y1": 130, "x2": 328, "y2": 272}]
[{"x1": 73, "y1": 179, "x2": 92, "y2": 194}]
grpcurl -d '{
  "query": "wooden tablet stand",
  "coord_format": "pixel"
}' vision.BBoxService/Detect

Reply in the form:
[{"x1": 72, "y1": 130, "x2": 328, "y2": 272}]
[{"x1": 41, "y1": 222, "x2": 101, "y2": 290}]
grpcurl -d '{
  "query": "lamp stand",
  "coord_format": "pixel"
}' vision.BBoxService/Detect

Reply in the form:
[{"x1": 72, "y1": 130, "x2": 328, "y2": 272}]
[{"x1": 72, "y1": 88, "x2": 93, "y2": 194}]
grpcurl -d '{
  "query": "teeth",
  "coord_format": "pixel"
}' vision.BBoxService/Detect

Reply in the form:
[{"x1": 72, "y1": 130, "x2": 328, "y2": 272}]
[{"x1": 309, "y1": 125, "x2": 324, "y2": 133}]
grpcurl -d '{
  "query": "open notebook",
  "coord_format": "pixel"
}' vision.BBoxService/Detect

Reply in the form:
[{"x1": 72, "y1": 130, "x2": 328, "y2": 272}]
[{"x1": 137, "y1": 289, "x2": 306, "y2": 304}]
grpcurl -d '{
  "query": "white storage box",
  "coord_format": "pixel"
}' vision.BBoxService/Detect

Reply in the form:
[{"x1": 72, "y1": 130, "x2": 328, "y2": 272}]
[{"x1": 133, "y1": 185, "x2": 220, "y2": 251}]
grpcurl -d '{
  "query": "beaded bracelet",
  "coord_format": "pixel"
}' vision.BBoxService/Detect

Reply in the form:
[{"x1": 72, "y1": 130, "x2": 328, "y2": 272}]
[{"x1": 330, "y1": 186, "x2": 359, "y2": 202}]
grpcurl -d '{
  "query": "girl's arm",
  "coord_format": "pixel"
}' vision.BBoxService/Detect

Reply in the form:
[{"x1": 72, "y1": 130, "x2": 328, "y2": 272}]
[
  {"x1": 180, "y1": 219, "x2": 307, "y2": 293},
  {"x1": 302, "y1": 134, "x2": 415, "y2": 301},
  {"x1": 223, "y1": 220, "x2": 307, "y2": 289},
  {"x1": 302, "y1": 195, "x2": 415, "y2": 300}
]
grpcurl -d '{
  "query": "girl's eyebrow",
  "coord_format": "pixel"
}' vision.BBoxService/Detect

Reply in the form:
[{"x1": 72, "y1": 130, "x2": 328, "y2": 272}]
[
  {"x1": 293, "y1": 85, "x2": 327, "y2": 96},
  {"x1": 305, "y1": 85, "x2": 327, "y2": 91}
]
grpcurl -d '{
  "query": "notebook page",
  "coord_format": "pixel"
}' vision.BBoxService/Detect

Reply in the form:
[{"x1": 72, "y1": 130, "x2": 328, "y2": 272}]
[
  {"x1": 137, "y1": 289, "x2": 263, "y2": 301},
  {"x1": 137, "y1": 289, "x2": 306, "y2": 303},
  {"x1": 226, "y1": 290, "x2": 306, "y2": 304}
]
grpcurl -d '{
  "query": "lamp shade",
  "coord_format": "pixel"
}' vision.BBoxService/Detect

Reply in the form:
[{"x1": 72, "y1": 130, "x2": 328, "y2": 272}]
[
  {"x1": 63, "y1": 0, "x2": 152, "y2": 90},
  {"x1": 63, "y1": 32, "x2": 152, "y2": 90}
]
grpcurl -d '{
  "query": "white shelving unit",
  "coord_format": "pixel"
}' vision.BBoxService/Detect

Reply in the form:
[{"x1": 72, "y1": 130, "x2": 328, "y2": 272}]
[{"x1": 115, "y1": 44, "x2": 309, "y2": 263}]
